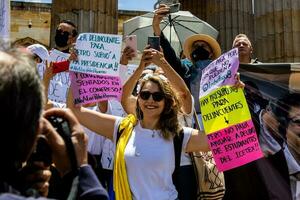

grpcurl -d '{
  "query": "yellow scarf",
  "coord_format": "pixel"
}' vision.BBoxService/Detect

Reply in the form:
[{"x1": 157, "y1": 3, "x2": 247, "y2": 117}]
[{"x1": 113, "y1": 114, "x2": 137, "y2": 200}]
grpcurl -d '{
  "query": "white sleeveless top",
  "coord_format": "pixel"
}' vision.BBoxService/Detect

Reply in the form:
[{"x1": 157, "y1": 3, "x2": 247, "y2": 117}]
[{"x1": 113, "y1": 117, "x2": 192, "y2": 200}]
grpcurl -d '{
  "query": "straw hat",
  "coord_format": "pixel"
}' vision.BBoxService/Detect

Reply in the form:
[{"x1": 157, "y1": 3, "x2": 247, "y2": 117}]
[{"x1": 183, "y1": 34, "x2": 221, "y2": 60}]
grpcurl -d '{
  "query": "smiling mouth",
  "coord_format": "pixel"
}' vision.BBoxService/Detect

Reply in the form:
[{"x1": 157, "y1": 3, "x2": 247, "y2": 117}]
[{"x1": 145, "y1": 105, "x2": 159, "y2": 109}]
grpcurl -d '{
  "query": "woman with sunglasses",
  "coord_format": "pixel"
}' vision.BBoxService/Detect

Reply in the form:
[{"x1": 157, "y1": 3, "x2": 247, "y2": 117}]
[
  {"x1": 67, "y1": 47, "x2": 209, "y2": 200},
  {"x1": 121, "y1": 47, "x2": 193, "y2": 125}
]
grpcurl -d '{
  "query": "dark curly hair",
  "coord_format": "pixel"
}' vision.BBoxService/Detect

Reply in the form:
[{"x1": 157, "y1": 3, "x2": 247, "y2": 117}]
[{"x1": 136, "y1": 75, "x2": 182, "y2": 140}]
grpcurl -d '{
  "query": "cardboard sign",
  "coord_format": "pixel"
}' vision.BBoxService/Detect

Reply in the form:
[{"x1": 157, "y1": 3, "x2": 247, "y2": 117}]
[
  {"x1": 200, "y1": 48, "x2": 239, "y2": 97},
  {"x1": 70, "y1": 72, "x2": 122, "y2": 105},
  {"x1": 48, "y1": 49, "x2": 70, "y2": 103},
  {"x1": 199, "y1": 48, "x2": 263, "y2": 171},
  {"x1": 70, "y1": 33, "x2": 122, "y2": 76},
  {"x1": 207, "y1": 120, "x2": 263, "y2": 171},
  {"x1": 200, "y1": 86, "x2": 251, "y2": 133}
]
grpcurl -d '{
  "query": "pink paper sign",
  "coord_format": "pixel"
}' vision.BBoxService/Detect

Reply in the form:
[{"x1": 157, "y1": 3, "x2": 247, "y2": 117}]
[
  {"x1": 207, "y1": 119, "x2": 263, "y2": 171},
  {"x1": 70, "y1": 72, "x2": 122, "y2": 105}
]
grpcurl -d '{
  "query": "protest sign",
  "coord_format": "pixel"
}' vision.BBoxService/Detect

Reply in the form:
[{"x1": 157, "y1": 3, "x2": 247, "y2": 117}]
[
  {"x1": 200, "y1": 86, "x2": 251, "y2": 133},
  {"x1": 200, "y1": 48, "x2": 263, "y2": 171},
  {"x1": 70, "y1": 72, "x2": 122, "y2": 105},
  {"x1": 70, "y1": 33, "x2": 123, "y2": 105},
  {"x1": 200, "y1": 48, "x2": 239, "y2": 97},
  {"x1": 48, "y1": 49, "x2": 70, "y2": 103},
  {"x1": 37, "y1": 61, "x2": 46, "y2": 79},
  {"x1": 70, "y1": 33, "x2": 122, "y2": 76},
  {"x1": 207, "y1": 120, "x2": 263, "y2": 171}
]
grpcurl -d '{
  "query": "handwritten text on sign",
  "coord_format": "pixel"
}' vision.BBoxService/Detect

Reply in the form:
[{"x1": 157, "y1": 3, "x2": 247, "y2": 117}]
[
  {"x1": 200, "y1": 48, "x2": 239, "y2": 98},
  {"x1": 200, "y1": 86, "x2": 251, "y2": 133},
  {"x1": 48, "y1": 49, "x2": 70, "y2": 103},
  {"x1": 207, "y1": 120, "x2": 263, "y2": 171},
  {"x1": 70, "y1": 33, "x2": 122, "y2": 76},
  {"x1": 199, "y1": 48, "x2": 263, "y2": 171},
  {"x1": 70, "y1": 72, "x2": 122, "y2": 105}
]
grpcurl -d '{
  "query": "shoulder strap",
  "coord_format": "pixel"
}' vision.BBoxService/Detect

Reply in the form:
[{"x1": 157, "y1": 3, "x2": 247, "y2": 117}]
[
  {"x1": 172, "y1": 129, "x2": 184, "y2": 188},
  {"x1": 173, "y1": 130, "x2": 184, "y2": 170},
  {"x1": 116, "y1": 124, "x2": 123, "y2": 143}
]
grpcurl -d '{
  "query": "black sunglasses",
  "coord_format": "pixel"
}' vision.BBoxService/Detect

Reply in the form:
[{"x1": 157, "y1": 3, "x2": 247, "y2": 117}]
[{"x1": 139, "y1": 91, "x2": 165, "y2": 102}]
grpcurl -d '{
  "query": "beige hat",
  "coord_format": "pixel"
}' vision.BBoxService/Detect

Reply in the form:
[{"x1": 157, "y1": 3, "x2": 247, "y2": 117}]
[
  {"x1": 183, "y1": 34, "x2": 221, "y2": 60},
  {"x1": 27, "y1": 44, "x2": 49, "y2": 61}
]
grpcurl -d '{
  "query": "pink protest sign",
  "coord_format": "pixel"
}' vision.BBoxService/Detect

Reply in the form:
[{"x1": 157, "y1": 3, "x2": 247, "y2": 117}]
[
  {"x1": 207, "y1": 119, "x2": 263, "y2": 171},
  {"x1": 200, "y1": 48, "x2": 239, "y2": 98},
  {"x1": 70, "y1": 72, "x2": 122, "y2": 105}
]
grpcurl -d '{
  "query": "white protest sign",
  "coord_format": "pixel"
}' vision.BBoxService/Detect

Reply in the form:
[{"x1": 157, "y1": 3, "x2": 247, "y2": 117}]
[
  {"x1": 70, "y1": 33, "x2": 122, "y2": 76},
  {"x1": 0, "y1": 0, "x2": 10, "y2": 41},
  {"x1": 37, "y1": 61, "x2": 46, "y2": 79},
  {"x1": 48, "y1": 49, "x2": 70, "y2": 103}
]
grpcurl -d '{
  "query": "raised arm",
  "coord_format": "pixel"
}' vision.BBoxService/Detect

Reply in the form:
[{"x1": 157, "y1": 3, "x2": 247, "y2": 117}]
[
  {"x1": 121, "y1": 48, "x2": 153, "y2": 115},
  {"x1": 67, "y1": 89, "x2": 116, "y2": 140},
  {"x1": 186, "y1": 129, "x2": 210, "y2": 152},
  {"x1": 151, "y1": 49, "x2": 192, "y2": 114},
  {"x1": 43, "y1": 61, "x2": 55, "y2": 110},
  {"x1": 153, "y1": 4, "x2": 189, "y2": 79}
]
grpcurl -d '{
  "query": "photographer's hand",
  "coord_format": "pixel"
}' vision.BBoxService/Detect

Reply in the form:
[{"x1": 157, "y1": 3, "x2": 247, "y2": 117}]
[
  {"x1": 21, "y1": 161, "x2": 51, "y2": 197},
  {"x1": 42, "y1": 108, "x2": 88, "y2": 176}
]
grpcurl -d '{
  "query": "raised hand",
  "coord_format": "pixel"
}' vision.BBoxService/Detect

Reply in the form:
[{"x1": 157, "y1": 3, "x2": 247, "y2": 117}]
[
  {"x1": 140, "y1": 47, "x2": 153, "y2": 68},
  {"x1": 153, "y1": 4, "x2": 170, "y2": 36},
  {"x1": 120, "y1": 46, "x2": 136, "y2": 65}
]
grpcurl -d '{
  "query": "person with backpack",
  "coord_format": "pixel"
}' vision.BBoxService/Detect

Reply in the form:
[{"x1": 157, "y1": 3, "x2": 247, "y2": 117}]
[
  {"x1": 121, "y1": 47, "x2": 197, "y2": 200},
  {"x1": 67, "y1": 47, "x2": 210, "y2": 200},
  {"x1": 67, "y1": 44, "x2": 245, "y2": 199}
]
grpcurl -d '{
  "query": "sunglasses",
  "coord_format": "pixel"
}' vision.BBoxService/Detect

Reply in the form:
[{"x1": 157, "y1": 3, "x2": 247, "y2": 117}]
[{"x1": 139, "y1": 91, "x2": 165, "y2": 102}]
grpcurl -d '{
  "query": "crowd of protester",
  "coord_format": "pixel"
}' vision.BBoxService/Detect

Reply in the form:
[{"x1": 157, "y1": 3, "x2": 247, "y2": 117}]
[{"x1": 0, "y1": 3, "x2": 299, "y2": 200}]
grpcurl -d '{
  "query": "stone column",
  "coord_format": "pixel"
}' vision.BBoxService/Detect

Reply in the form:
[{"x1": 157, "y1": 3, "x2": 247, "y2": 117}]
[
  {"x1": 254, "y1": 0, "x2": 300, "y2": 62},
  {"x1": 180, "y1": 0, "x2": 254, "y2": 53},
  {"x1": 50, "y1": 0, "x2": 118, "y2": 47}
]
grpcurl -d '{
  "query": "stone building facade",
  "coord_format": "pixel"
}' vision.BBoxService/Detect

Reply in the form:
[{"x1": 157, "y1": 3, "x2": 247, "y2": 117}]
[
  {"x1": 179, "y1": 0, "x2": 300, "y2": 62},
  {"x1": 10, "y1": 1, "x2": 51, "y2": 47}
]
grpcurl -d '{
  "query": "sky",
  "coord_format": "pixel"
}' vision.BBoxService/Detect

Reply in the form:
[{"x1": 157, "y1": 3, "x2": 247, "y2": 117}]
[
  {"x1": 119, "y1": 0, "x2": 157, "y2": 11},
  {"x1": 11, "y1": 0, "x2": 157, "y2": 11}
]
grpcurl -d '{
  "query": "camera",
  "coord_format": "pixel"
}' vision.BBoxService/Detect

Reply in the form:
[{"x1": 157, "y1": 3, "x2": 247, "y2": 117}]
[
  {"x1": 47, "y1": 115, "x2": 78, "y2": 172},
  {"x1": 28, "y1": 135, "x2": 52, "y2": 166},
  {"x1": 28, "y1": 116, "x2": 72, "y2": 166},
  {"x1": 47, "y1": 115, "x2": 72, "y2": 138}
]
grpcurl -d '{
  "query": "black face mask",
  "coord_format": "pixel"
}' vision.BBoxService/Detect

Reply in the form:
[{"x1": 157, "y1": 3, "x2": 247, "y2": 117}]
[
  {"x1": 191, "y1": 46, "x2": 210, "y2": 62},
  {"x1": 55, "y1": 29, "x2": 70, "y2": 48}
]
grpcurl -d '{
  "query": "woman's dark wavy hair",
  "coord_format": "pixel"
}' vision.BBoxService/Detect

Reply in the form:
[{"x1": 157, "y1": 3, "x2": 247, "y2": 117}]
[{"x1": 136, "y1": 75, "x2": 181, "y2": 140}]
